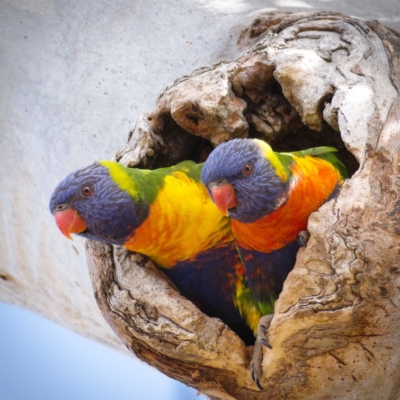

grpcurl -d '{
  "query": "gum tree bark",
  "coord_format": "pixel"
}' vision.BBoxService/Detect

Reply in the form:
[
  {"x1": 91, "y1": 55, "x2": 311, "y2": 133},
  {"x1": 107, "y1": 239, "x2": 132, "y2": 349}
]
[{"x1": 86, "y1": 12, "x2": 400, "y2": 400}]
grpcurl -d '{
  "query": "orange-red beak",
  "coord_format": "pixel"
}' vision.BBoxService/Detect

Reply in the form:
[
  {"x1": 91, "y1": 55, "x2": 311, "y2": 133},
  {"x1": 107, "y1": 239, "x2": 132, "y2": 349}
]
[
  {"x1": 210, "y1": 183, "x2": 237, "y2": 216},
  {"x1": 54, "y1": 208, "x2": 87, "y2": 240}
]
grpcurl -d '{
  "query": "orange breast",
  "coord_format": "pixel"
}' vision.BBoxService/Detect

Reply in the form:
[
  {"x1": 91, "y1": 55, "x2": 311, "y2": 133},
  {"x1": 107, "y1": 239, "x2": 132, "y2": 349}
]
[{"x1": 232, "y1": 156, "x2": 343, "y2": 252}]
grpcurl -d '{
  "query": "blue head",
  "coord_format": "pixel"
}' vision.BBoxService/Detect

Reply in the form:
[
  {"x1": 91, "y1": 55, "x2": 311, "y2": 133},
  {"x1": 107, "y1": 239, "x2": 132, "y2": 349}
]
[
  {"x1": 49, "y1": 162, "x2": 149, "y2": 244},
  {"x1": 201, "y1": 139, "x2": 289, "y2": 223}
]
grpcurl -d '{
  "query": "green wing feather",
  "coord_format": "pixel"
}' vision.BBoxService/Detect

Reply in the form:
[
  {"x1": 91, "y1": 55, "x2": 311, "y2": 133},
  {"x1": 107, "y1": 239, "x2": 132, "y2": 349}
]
[
  {"x1": 112, "y1": 160, "x2": 205, "y2": 205},
  {"x1": 169, "y1": 160, "x2": 204, "y2": 181},
  {"x1": 234, "y1": 283, "x2": 263, "y2": 334},
  {"x1": 280, "y1": 146, "x2": 349, "y2": 179},
  {"x1": 286, "y1": 146, "x2": 339, "y2": 157}
]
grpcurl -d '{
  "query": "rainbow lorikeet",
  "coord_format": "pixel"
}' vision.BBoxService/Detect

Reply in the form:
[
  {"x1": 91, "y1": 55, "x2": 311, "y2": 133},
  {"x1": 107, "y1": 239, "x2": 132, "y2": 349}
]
[
  {"x1": 49, "y1": 160, "x2": 259, "y2": 344},
  {"x1": 201, "y1": 138, "x2": 348, "y2": 387}
]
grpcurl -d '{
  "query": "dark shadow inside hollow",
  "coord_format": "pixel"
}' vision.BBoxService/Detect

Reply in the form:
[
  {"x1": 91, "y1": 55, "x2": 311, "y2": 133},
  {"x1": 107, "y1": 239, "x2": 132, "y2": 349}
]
[
  {"x1": 236, "y1": 76, "x2": 359, "y2": 176},
  {"x1": 151, "y1": 114, "x2": 214, "y2": 169},
  {"x1": 124, "y1": 69, "x2": 359, "y2": 349},
  {"x1": 273, "y1": 124, "x2": 359, "y2": 176},
  {"x1": 149, "y1": 76, "x2": 359, "y2": 176}
]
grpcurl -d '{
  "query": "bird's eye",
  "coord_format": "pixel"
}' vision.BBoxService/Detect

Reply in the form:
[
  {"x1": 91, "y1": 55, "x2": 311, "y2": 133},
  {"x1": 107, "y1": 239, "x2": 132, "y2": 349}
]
[
  {"x1": 243, "y1": 162, "x2": 253, "y2": 176},
  {"x1": 81, "y1": 185, "x2": 93, "y2": 197}
]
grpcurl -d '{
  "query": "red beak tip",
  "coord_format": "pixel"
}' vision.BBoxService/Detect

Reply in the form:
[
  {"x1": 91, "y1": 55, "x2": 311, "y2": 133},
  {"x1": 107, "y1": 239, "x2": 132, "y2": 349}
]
[
  {"x1": 210, "y1": 183, "x2": 237, "y2": 215},
  {"x1": 64, "y1": 231, "x2": 73, "y2": 240},
  {"x1": 54, "y1": 208, "x2": 86, "y2": 240}
]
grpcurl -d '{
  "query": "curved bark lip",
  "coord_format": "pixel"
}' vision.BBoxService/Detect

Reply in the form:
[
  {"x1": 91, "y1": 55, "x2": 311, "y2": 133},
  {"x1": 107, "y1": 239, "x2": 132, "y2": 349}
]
[
  {"x1": 84, "y1": 10, "x2": 392, "y2": 397},
  {"x1": 54, "y1": 207, "x2": 87, "y2": 239}
]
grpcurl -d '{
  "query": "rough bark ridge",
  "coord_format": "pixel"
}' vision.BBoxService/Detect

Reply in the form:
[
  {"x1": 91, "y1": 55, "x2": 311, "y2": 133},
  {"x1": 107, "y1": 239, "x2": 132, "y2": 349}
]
[{"x1": 86, "y1": 12, "x2": 400, "y2": 399}]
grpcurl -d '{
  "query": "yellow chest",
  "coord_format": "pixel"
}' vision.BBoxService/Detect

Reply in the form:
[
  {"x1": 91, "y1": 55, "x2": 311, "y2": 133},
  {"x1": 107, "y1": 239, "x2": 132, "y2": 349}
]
[{"x1": 124, "y1": 171, "x2": 233, "y2": 267}]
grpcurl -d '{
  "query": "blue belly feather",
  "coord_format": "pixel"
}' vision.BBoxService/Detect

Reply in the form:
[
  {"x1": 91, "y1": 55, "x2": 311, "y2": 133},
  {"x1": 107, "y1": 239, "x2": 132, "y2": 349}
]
[
  {"x1": 162, "y1": 242, "x2": 254, "y2": 345},
  {"x1": 237, "y1": 240, "x2": 300, "y2": 315}
]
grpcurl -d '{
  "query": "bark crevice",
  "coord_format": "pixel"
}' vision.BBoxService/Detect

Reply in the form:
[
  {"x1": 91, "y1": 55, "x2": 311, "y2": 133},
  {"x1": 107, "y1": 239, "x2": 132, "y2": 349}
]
[{"x1": 86, "y1": 11, "x2": 400, "y2": 400}]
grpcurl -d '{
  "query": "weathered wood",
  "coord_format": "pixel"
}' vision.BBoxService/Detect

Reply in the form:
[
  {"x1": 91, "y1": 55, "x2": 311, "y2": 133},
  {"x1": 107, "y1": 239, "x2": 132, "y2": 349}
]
[{"x1": 87, "y1": 11, "x2": 400, "y2": 399}]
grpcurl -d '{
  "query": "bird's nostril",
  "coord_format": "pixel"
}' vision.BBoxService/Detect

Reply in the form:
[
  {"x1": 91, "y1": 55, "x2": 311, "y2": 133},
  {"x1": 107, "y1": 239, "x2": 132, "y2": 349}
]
[{"x1": 55, "y1": 204, "x2": 68, "y2": 212}]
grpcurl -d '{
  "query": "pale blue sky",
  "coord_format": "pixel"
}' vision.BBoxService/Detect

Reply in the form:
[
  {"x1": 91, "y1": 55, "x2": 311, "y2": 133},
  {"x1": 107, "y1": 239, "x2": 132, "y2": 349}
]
[{"x1": 0, "y1": 303, "x2": 201, "y2": 400}]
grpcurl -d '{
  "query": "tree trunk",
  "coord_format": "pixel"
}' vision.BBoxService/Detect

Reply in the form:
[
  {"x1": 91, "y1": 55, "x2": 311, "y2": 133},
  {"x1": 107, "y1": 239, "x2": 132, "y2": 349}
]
[{"x1": 86, "y1": 11, "x2": 400, "y2": 399}]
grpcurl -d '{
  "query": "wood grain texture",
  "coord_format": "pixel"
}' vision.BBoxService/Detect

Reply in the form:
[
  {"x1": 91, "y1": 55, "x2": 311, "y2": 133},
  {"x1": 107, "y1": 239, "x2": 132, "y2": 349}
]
[{"x1": 87, "y1": 11, "x2": 400, "y2": 399}]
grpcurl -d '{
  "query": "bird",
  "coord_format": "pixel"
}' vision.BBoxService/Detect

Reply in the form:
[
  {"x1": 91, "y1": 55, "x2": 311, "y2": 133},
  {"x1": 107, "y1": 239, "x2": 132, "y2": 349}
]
[
  {"x1": 201, "y1": 138, "x2": 348, "y2": 387},
  {"x1": 49, "y1": 159, "x2": 259, "y2": 344}
]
